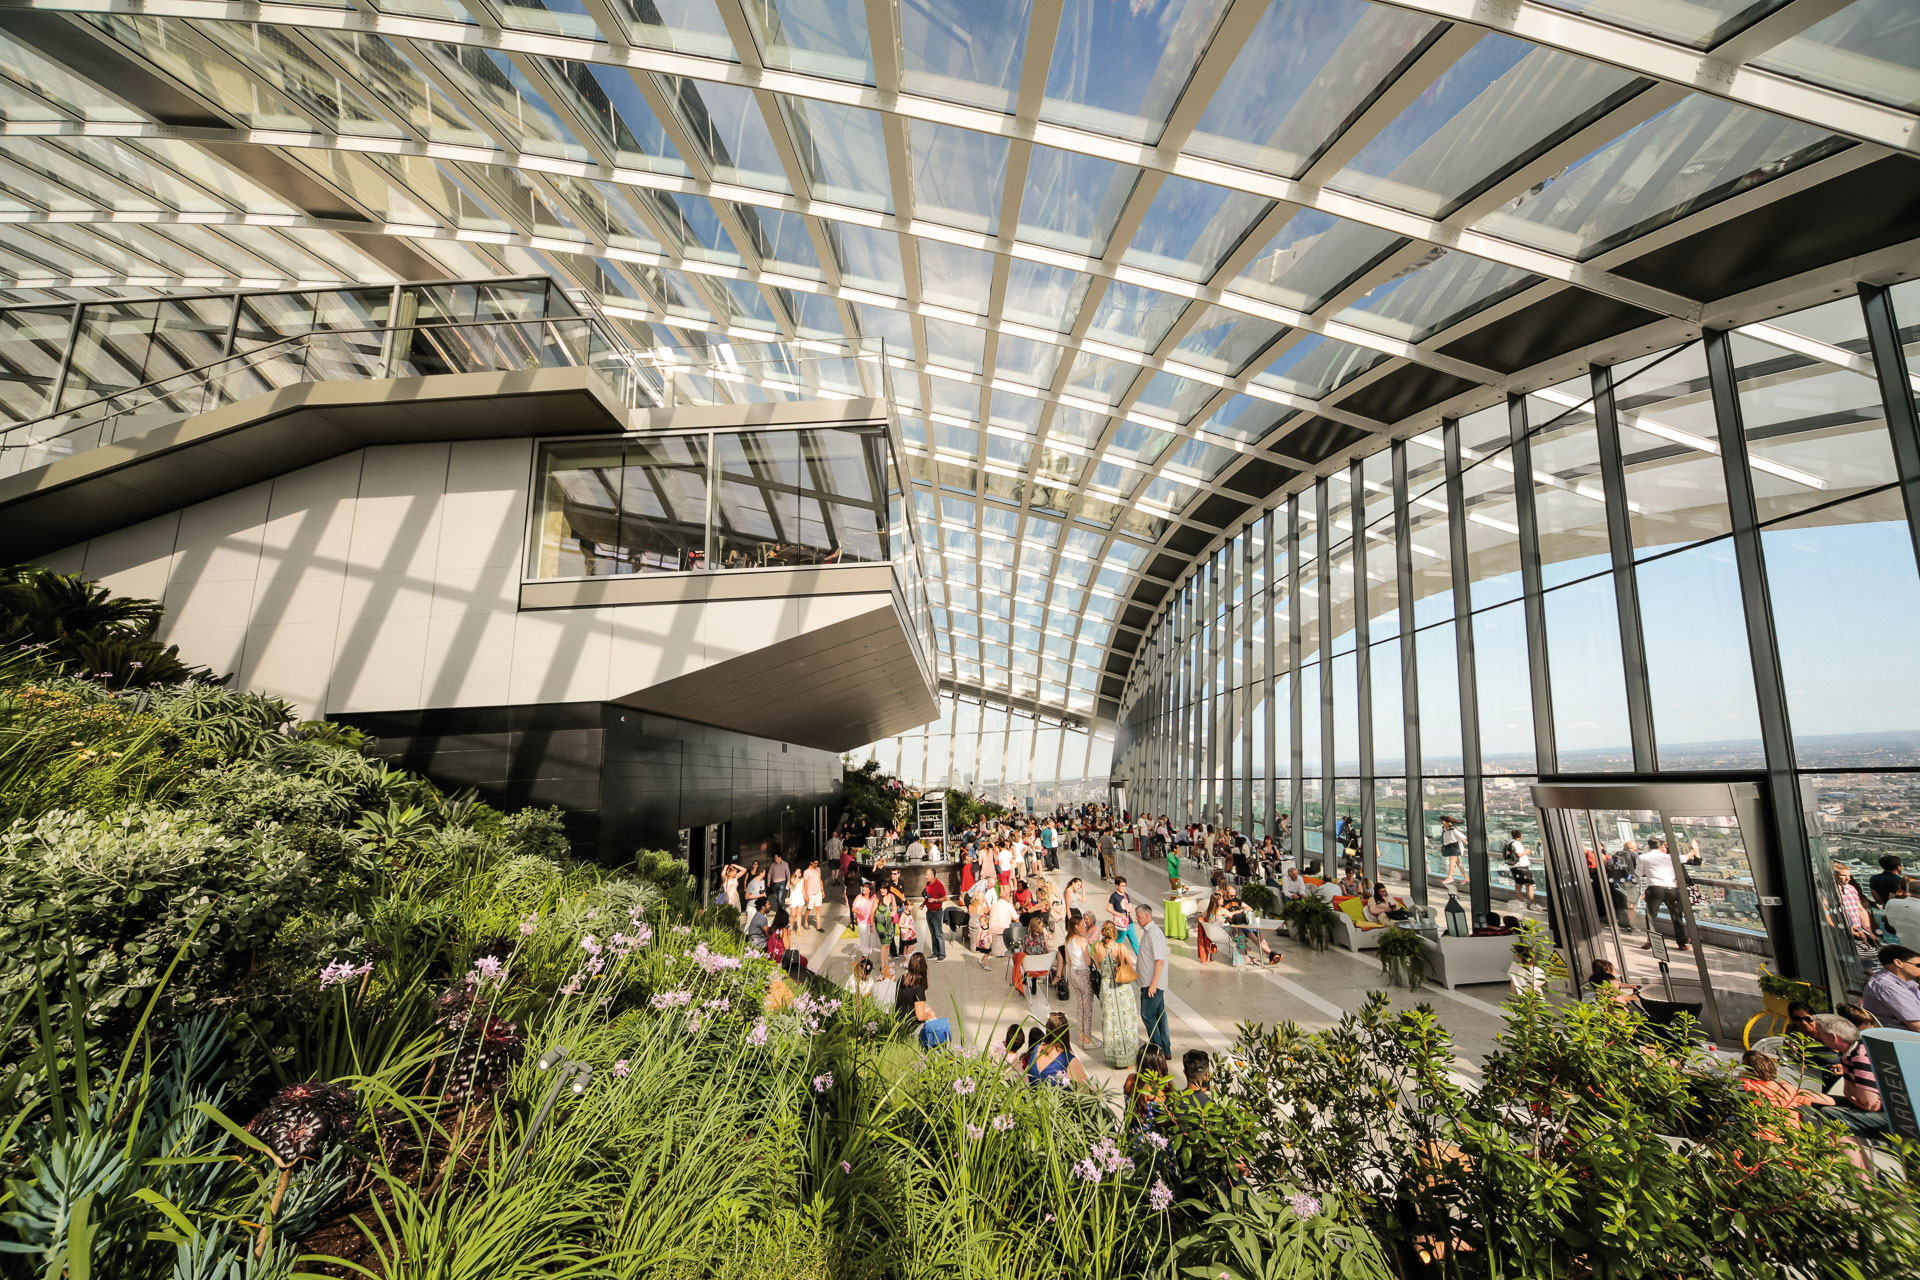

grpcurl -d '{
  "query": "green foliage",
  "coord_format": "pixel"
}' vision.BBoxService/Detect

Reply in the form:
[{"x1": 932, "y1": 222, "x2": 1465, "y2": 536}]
[
  {"x1": 1277, "y1": 893, "x2": 1336, "y2": 951},
  {"x1": 945, "y1": 787, "x2": 1010, "y2": 832},
  {"x1": 1169, "y1": 1186, "x2": 1395, "y2": 1280},
  {"x1": 838, "y1": 758, "x2": 907, "y2": 832},
  {"x1": 1239, "y1": 882, "x2": 1279, "y2": 917},
  {"x1": 0, "y1": 806, "x2": 322, "y2": 1064},
  {"x1": 0, "y1": 563, "x2": 213, "y2": 688},
  {"x1": 1372, "y1": 924, "x2": 1429, "y2": 990}
]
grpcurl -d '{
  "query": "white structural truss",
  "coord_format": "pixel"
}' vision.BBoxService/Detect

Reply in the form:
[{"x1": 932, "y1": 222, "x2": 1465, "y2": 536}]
[{"x1": 0, "y1": 0, "x2": 1916, "y2": 728}]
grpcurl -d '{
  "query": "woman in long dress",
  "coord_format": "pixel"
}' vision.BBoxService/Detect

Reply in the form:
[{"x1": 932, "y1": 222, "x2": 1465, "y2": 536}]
[
  {"x1": 1063, "y1": 914, "x2": 1098, "y2": 1046},
  {"x1": 1092, "y1": 922, "x2": 1142, "y2": 1070}
]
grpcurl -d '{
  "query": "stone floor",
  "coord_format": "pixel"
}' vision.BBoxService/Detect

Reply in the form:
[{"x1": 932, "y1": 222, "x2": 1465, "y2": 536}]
[{"x1": 795, "y1": 843, "x2": 1515, "y2": 1092}]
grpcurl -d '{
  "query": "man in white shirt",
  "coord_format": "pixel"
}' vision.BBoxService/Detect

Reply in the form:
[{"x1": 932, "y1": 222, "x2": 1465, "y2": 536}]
[
  {"x1": 987, "y1": 892, "x2": 1018, "y2": 959},
  {"x1": 1281, "y1": 868, "x2": 1310, "y2": 900},
  {"x1": 905, "y1": 835, "x2": 926, "y2": 861},
  {"x1": 1133, "y1": 904, "x2": 1171, "y2": 1055},
  {"x1": 1635, "y1": 836, "x2": 1689, "y2": 952}
]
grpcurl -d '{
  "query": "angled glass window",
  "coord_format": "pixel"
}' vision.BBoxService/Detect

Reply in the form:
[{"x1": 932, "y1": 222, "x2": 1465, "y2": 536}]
[
  {"x1": 649, "y1": 190, "x2": 742, "y2": 263},
  {"x1": 655, "y1": 75, "x2": 791, "y2": 193},
  {"x1": 742, "y1": 0, "x2": 873, "y2": 84},
  {"x1": 595, "y1": 0, "x2": 730, "y2": 56},
  {"x1": 1473, "y1": 94, "x2": 1847, "y2": 260},
  {"x1": 1190, "y1": 0, "x2": 1439, "y2": 179},
  {"x1": 1536, "y1": 0, "x2": 1790, "y2": 50},
  {"x1": 1136, "y1": 370, "x2": 1219, "y2": 424},
  {"x1": 1122, "y1": 176, "x2": 1271, "y2": 282},
  {"x1": 558, "y1": 64, "x2": 689, "y2": 174},
  {"x1": 1232, "y1": 210, "x2": 1403, "y2": 312},
  {"x1": 1195, "y1": 394, "x2": 1288, "y2": 444},
  {"x1": 1061, "y1": 351, "x2": 1139, "y2": 405},
  {"x1": 1083, "y1": 280, "x2": 1186, "y2": 352},
  {"x1": 1254, "y1": 333, "x2": 1386, "y2": 399},
  {"x1": 1042, "y1": 0, "x2": 1233, "y2": 143},
  {"x1": 1334, "y1": 251, "x2": 1537, "y2": 342},
  {"x1": 1001, "y1": 260, "x2": 1092, "y2": 333},
  {"x1": 909, "y1": 121, "x2": 1009, "y2": 234},
  {"x1": 918, "y1": 239, "x2": 996, "y2": 314},
  {"x1": 1017, "y1": 146, "x2": 1139, "y2": 256},
  {"x1": 779, "y1": 287, "x2": 844, "y2": 337},
  {"x1": 0, "y1": 28, "x2": 143, "y2": 122},
  {"x1": 1330, "y1": 35, "x2": 1644, "y2": 218},
  {"x1": 731, "y1": 203, "x2": 823, "y2": 278},
  {"x1": 415, "y1": 43, "x2": 595, "y2": 163},
  {"x1": 923, "y1": 319, "x2": 987, "y2": 372},
  {"x1": 992, "y1": 333, "x2": 1064, "y2": 387},
  {"x1": 825, "y1": 220, "x2": 905, "y2": 294},
  {"x1": 488, "y1": 0, "x2": 607, "y2": 41},
  {"x1": 899, "y1": 0, "x2": 1032, "y2": 113},
  {"x1": 1751, "y1": 0, "x2": 1919, "y2": 110},
  {"x1": 1048, "y1": 405, "x2": 1110, "y2": 449},
  {"x1": 1171, "y1": 306, "x2": 1287, "y2": 374},
  {"x1": 779, "y1": 95, "x2": 892, "y2": 211},
  {"x1": 190, "y1": 20, "x2": 407, "y2": 139},
  {"x1": 301, "y1": 30, "x2": 493, "y2": 149},
  {"x1": 370, "y1": 0, "x2": 475, "y2": 21}
]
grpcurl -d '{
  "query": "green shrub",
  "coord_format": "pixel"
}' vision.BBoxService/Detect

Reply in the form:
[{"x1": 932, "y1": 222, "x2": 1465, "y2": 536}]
[
  {"x1": 502, "y1": 805, "x2": 569, "y2": 861},
  {"x1": 0, "y1": 805, "x2": 322, "y2": 1063}
]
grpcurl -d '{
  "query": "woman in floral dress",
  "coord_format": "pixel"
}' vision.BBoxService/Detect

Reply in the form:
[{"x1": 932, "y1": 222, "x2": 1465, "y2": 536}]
[{"x1": 1091, "y1": 921, "x2": 1141, "y2": 1069}]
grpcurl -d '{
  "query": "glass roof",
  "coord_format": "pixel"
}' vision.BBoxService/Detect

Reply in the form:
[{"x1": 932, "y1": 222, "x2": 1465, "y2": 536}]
[{"x1": 0, "y1": 0, "x2": 1907, "y2": 722}]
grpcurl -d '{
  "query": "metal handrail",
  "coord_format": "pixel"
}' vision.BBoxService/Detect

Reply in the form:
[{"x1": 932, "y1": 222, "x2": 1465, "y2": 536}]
[{"x1": 0, "y1": 315, "x2": 603, "y2": 446}]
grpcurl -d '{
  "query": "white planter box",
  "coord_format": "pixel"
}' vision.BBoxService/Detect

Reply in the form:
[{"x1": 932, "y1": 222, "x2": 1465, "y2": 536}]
[{"x1": 1418, "y1": 933, "x2": 1517, "y2": 990}]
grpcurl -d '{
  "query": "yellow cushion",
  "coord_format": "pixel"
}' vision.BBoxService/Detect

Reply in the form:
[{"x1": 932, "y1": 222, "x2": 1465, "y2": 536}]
[{"x1": 1333, "y1": 897, "x2": 1367, "y2": 925}]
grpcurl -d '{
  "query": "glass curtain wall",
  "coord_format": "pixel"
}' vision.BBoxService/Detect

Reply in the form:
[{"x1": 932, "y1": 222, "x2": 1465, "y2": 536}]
[
  {"x1": 1114, "y1": 284, "x2": 1920, "y2": 1004},
  {"x1": 854, "y1": 688, "x2": 1115, "y2": 811}
]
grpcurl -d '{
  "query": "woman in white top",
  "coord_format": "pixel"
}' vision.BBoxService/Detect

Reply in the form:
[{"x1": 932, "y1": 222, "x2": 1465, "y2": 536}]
[{"x1": 1061, "y1": 914, "x2": 1098, "y2": 1044}]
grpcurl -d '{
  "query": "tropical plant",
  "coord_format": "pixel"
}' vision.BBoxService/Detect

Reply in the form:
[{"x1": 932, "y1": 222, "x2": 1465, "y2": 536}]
[
  {"x1": 1239, "y1": 881, "x2": 1279, "y2": 917},
  {"x1": 838, "y1": 758, "x2": 908, "y2": 833},
  {"x1": 1277, "y1": 893, "x2": 1335, "y2": 951},
  {"x1": 1373, "y1": 924, "x2": 1429, "y2": 990},
  {"x1": 0, "y1": 564, "x2": 213, "y2": 688},
  {"x1": 1168, "y1": 1186, "x2": 1396, "y2": 1280}
]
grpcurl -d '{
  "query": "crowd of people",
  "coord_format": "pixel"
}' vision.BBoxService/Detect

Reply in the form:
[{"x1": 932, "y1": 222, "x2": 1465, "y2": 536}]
[{"x1": 720, "y1": 800, "x2": 1919, "y2": 1163}]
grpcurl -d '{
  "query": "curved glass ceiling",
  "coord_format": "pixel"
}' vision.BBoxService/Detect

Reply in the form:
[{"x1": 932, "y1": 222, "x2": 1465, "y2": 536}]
[{"x1": 0, "y1": 0, "x2": 1911, "y2": 724}]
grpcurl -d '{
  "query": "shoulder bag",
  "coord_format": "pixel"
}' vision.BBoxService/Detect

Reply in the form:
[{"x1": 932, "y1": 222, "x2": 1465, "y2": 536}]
[
  {"x1": 1114, "y1": 948, "x2": 1137, "y2": 986},
  {"x1": 1051, "y1": 946, "x2": 1071, "y2": 1002}
]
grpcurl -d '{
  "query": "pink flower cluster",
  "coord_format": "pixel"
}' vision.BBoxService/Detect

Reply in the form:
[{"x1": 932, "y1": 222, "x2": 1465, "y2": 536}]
[
  {"x1": 951, "y1": 1076, "x2": 977, "y2": 1096},
  {"x1": 468, "y1": 956, "x2": 506, "y2": 985},
  {"x1": 318, "y1": 958, "x2": 372, "y2": 989},
  {"x1": 745, "y1": 1020, "x2": 770, "y2": 1047},
  {"x1": 1071, "y1": 1138, "x2": 1133, "y2": 1184},
  {"x1": 812, "y1": 1072, "x2": 834, "y2": 1092},
  {"x1": 1148, "y1": 1179, "x2": 1173, "y2": 1211},
  {"x1": 650, "y1": 989, "x2": 694, "y2": 1010},
  {"x1": 690, "y1": 943, "x2": 740, "y2": 973}
]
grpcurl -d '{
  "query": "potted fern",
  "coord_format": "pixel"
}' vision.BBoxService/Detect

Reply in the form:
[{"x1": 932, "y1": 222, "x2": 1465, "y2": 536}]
[
  {"x1": 1375, "y1": 925, "x2": 1429, "y2": 990},
  {"x1": 1277, "y1": 893, "x2": 1336, "y2": 951}
]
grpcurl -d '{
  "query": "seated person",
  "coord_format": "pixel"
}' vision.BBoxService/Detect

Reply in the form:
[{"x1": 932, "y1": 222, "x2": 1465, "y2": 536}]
[
  {"x1": 1584, "y1": 958, "x2": 1643, "y2": 1006},
  {"x1": 1222, "y1": 895, "x2": 1283, "y2": 965},
  {"x1": 1363, "y1": 884, "x2": 1410, "y2": 923},
  {"x1": 1312, "y1": 877, "x2": 1342, "y2": 903},
  {"x1": 1280, "y1": 868, "x2": 1311, "y2": 899},
  {"x1": 1338, "y1": 868, "x2": 1365, "y2": 897}
]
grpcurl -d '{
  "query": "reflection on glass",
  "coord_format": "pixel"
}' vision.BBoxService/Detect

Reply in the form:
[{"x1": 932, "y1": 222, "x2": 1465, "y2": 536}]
[
  {"x1": 1474, "y1": 94, "x2": 1846, "y2": 260},
  {"x1": 899, "y1": 0, "x2": 1032, "y2": 112},
  {"x1": 909, "y1": 122, "x2": 1009, "y2": 234},
  {"x1": 1331, "y1": 35, "x2": 1642, "y2": 218},
  {"x1": 1534, "y1": 0, "x2": 1787, "y2": 49},
  {"x1": 1750, "y1": 0, "x2": 1920, "y2": 110},
  {"x1": 742, "y1": 0, "x2": 873, "y2": 83},
  {"x1": 1729, "y1": 324, "x2": 1893, "y2": 525},
  {"x1": 1189, "y1": 0, "x2": 1437, "y2": 178},
  {"x1": 1544, "y1": 575, "x2": 1632, "y2": 770},
  {"x1": 1475, "y1": 602, "x2": 1535, "y2": 773},
  {"x1": 1335, "y1": 251, "x2": 1537, "y2": 343},
  {"x1": 1610, "y1": 344, "x2": 1732, "y2": 556},
  {"x1": 1042, "y1": 0, "x2": 1232, "y2": 143},
  {"x1": 1017, "y1": 146, "x2": 1139, "y2": 256},
  {"x1": 1234, "y1": 210, "x2": 1404, "y2": 312},
  {"x1": 1121, "y1": 176, "x2": 1271, "y2": 282}
]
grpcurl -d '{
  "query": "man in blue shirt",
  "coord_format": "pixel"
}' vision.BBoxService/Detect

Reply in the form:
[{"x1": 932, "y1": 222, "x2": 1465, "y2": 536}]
[{"x1": 1863, "y1": 945, "x2": 1920, "y2": 1033}]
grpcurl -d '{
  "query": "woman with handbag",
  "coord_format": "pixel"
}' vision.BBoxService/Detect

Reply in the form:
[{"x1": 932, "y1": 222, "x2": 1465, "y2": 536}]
[
  {"x1": 1060, "y1": 914, "x2": 1098, "y2": 1045},
  {"x1": 1092, "y1": 921, "x2": 1141, "y2": 1069}
]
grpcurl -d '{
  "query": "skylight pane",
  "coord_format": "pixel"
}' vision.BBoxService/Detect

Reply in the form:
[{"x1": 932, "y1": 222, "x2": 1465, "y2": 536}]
[
  {"x1": 1001, "y1": 260, "x2": 1091, "y2": 332},
  {"x1": 909, "y1": 122, "x2": 1009, "y2": 234},
  {"x1": 1334, "y1": 250, "x2": 1537, "y2": 342},
  {"x1": 1330, "y1": 35, "x2": 1644, "y2": 218},
  {"x1": 1533, "y1": 0, "x2": 1787, "y2": 50},
  {"x1": 1083, "y1": 280, "x2": 1186, "y2": 352},
  {"x1": 1232, "y1": 210, "x2": 1403, "y2": 312},
  {"x1": 1121, "y1": 176, "x2": 1271, "y2": 281},
  {"x1": 1751, "y1": 0, "x2": 1920, "y2": 111},
  {"x1": 1170, "y1": 305, "x2": 1287, "y2": 374},
  {"x1": 1017, "y1": 146, "x2": 1139, "y2": 256},
  {"x1": 655, "y1": 75, "x2": 791, "y2": 193},
  {"x1": 899, "y1": 0, "x2": 1032, "y2": 114},
  {"x1": 1041, "y1": 0, "x2": 1233, "y2": 143},
  {"x1": 1472, "y1": 94, "x2": 1847, "y2": 260},
  {"x1": 742, "y1": 0, "x2": 873, "y2": 84},
  {"x1": 780, "y1": 96, "x2": 892, "y2": 211},
  {"x1": 608, "y1": 0, "x2": 736, "y2": 60},
  {"x1": 1190, "y1": 0, "x2": 1439, "y2": 179}
]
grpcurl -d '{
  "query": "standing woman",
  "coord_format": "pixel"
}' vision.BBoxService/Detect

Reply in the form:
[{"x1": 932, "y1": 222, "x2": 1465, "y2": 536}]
[
  {"x1": 1064, "y1": 913, "x2": 1097, "y2": 1046},
  {"x1": 1092, "y1": 922, "x2": 1142, "y2": 1069},
  {"x1": 801, "y1": 858, "x2": 825, "y2": 932},
  {"x1": 1063, "y1": 877, "x2": 1086, "y2": 920},
  {"x1": 852, "y1": 881, "x2": 879, "y2": 955},
  {"x1": 744, "y1": 860, "x2": 766, "y2": 908},
  {"x1": 1196, "y1": 891, "x2": 1221, "y2": 965}
]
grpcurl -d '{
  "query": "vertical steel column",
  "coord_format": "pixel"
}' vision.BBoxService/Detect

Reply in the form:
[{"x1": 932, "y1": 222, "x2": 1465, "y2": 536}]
[
  {"x1": 1350, "y1": 460, "x2": 1376, "y2": 884},
  {"x1": 1859, "y1": 284, "x2": 1920, "y2": 576},
  {"x1": 1509, "y1": 392, "x2": 1558, "y2": 775},
  {"x1": 1445, "y1": 419, "x2": 1491, "y2": 921},
  {"x1": 1395, "y1": 441, "x2": 1428, "y2": 905},
  {"x1": 1264, "y1": 507, "x2": 1279, "y2": 842},
  {"x1": 1181, "y1": 583, "x2": 1196, "y2": 821},
  {"x1": 1317, "y1": 479, "x2": 1336, "y2": 863},
  {"x1": 45, "y1": 302, "x2": 85, "y2": 416},
  {"x1": 1704, "y1": 328, "x2": 1823, "y2": 984},
  {"x1": 1591, "y1": 366, "x2": 1658, "y2": 772},
  {"x1": 1288, "y1": 495, "x2": 1305, "y2": 861},
  {"x1": 1242, "y1": 528, "x2": 1255, "y2": 835}
]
